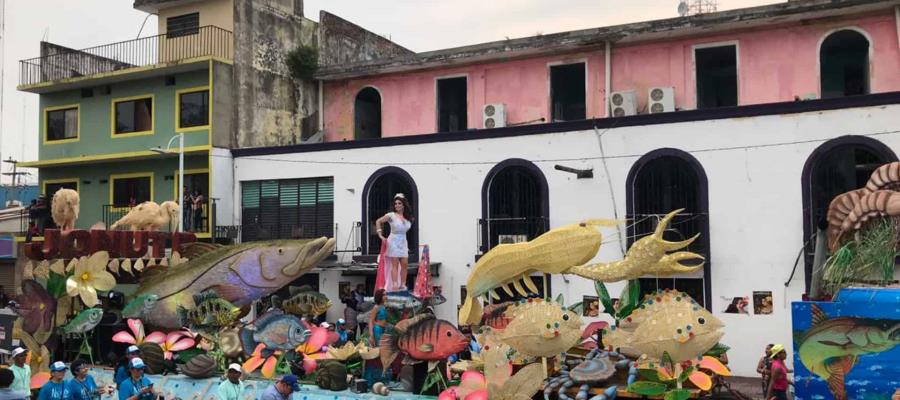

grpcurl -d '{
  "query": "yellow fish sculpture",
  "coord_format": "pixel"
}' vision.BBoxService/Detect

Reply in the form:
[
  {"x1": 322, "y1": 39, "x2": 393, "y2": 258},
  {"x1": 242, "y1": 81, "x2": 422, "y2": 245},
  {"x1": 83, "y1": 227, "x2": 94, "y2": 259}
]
[
  {"x1": 499, "y1": 298, "x2": 582, "y2": 358},
  {"x1": 458, "y1": 209, "x2": 703, "y2": 325},
  {"x1": 604, "y1": 290, "x2": 723, "y2": 362}
]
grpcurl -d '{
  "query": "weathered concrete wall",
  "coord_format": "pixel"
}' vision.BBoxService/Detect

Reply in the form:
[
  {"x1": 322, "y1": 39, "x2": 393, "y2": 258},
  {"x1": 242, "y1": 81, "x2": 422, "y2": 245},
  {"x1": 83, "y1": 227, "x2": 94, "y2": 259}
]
[
  {"x1": 37, "y1": 42, "x2": 133, "y2": 83},
  {"x1": 212, "y1": 61, "x2": 235, "y2": 148},
  {"x1": 233, "y1": 0, "x2": 318, "y2": 148},
  {"x1": 318, "y1": 11, "x2": 414, "y2": 66}
]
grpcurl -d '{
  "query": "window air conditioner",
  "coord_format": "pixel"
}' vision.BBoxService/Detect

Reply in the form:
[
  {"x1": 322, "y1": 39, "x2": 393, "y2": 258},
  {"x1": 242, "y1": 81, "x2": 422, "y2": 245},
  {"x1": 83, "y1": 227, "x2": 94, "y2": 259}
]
[
  {"x1": 483, "y1": 104, "x2": 507, "y2": 129},
  {"x1": 648, "y1": 87, "x2": 675, "y2": 114},
  {"x1": 610, "y1": 91, "x2": 637, "y2": 117}
]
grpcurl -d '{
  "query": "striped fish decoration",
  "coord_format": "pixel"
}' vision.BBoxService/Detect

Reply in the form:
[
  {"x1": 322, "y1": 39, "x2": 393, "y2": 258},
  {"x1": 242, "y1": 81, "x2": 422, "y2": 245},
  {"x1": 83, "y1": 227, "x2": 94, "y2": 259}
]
[{"x1": 379, "y1": 314, "x2": 468, "y2": 371}]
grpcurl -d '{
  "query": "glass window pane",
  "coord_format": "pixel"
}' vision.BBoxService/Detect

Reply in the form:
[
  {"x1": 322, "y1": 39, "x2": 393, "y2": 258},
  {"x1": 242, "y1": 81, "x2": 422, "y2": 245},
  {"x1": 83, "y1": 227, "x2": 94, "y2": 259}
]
[
  {"x1": 179, "y1": 90, "x2": 209, "y2": 128},
  {"x1": 115, "y1": 98, "x2": 153, "y2": 134},
  {"x1": 47, "y1": 108, "x2": 78, "y2": 141},
  {"x1": 113, "y1": 177, "x2": 152, "y2": 207}
]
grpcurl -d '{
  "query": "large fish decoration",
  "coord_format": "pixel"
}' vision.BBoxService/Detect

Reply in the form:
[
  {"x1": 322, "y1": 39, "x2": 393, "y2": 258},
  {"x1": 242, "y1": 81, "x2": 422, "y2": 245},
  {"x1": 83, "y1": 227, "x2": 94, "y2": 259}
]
[
  {"x1": 380, "y1": 314, "x2": 468, "y2": 371},
  {"x1": 122, "y1": 294, "x2": 158, "y2": 319},
  {"x1": 135, "y1": 238, "x2": 335, "y2": 329},
  {"x1": 240, "y1": 310, "x2": 312, "y2": 357},
  {"x1": 481, "y1": 302, "x2": 514, "y2": 330},
  {"x1": 604, "y1": 290, "x2": 723, "y2": 362},
  {"x1": 177, "y1": 292, "x2": 241, "y2": 329},
  {"x1": 498, "y1": 298, "x2": 582, "y2": 358},
  {"x1": 272, "y1": 286, "x2": 332, "y2": 318},
  {"x1": 796, "y1": 304, "x2": 900, "y2": 400},
  {"x1": 63, "y1": 308, "x2": 104, "y2": 334},
  {"x1": 355, "y1": 293, "x2": 447, "y2": 325}
]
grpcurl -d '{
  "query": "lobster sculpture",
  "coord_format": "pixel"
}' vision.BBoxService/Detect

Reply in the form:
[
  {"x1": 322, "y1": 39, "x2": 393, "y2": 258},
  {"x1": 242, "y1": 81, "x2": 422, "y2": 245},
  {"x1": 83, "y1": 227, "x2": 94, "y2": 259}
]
[{"x1": 827, "y1": 162, "x2": 900, "y2": 252}]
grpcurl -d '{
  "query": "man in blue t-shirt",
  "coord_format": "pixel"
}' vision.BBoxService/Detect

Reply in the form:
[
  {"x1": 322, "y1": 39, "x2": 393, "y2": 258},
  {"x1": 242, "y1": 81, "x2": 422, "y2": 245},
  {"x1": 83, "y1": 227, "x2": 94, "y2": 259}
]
[
  {"x1": 38, "y1": 362, "x2": 69, "y2": 400},
  {"x1": 260, "y1": 375, "x2": 299, "y2": 400},
  {"x1": 118, "y1": 358, "x2": 155, "y2": 400},
  {"x1": 67, "y1": 360, "x2": 111, "y2": 400},
  {"x1": 115, "y1": 346, "x2": 142, "y2": 388}
]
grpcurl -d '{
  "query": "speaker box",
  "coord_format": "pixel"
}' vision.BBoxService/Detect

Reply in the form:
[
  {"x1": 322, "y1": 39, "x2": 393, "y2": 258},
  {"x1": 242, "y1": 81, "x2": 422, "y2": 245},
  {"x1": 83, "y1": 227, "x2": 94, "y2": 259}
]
[{"x1": 350, "y1": 379, "x2": 368, "y2": 393}]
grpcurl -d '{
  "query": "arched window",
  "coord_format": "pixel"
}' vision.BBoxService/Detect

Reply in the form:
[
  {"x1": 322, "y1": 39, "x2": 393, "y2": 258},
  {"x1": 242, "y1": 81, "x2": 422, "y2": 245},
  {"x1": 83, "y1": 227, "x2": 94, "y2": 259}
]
[
  {"x1": 820, "y1": 29, "x2": 870, "y2": 99},
  {"x1": 362, "y1": 167, "x2": 418, "y2": 262},
  {"x1": 480, "y1": 159, "x2": 550, "y2": 300},
  {"x1": 626, "y1": 149, "x2": 711, "y2": 309},
  {"x1": 801, "y1": 136, "x2": 896, "y2": 291},
  {"x1": 354, "y1": 87, "x2": 382, "y2": 140}
]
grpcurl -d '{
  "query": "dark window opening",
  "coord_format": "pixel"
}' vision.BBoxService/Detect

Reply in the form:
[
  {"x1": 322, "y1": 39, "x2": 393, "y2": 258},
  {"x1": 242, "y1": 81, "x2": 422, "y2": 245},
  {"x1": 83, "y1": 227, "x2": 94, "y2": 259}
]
[
  {"x1": 628, "y1": 152, "x2": 709, "y2": 309},
  {"x1": 115, "y1": 98, "x2": 153, "y2": 134},
  {"x1": 181, "y1": 173, "x2": 210, "y2": 232},
  {"x1": 366, "y1": 173, "x2": 417, "y2": 259},
  {"x1": 241, "y1": 177, "x2": 334, "y2": 242},
  {"x1": 167, "y1": 13, "x2": 200, "y2": 38},
  {"x1": 113, "y1": 177, "x2": 152, "y2": 207},
  {"x1": 550, "y1": 63, "x2": 586, "y2": 121},
  {"x1": 45, "y1": 182, "x2": 77, "y2": 199},
  {"x1": 820, "y1": 30, "x2": 870, "y2": 99},
  {"x1": 46, "y1": 107, "x2": 78, "y2": 141},
  {"x1": 179, "y1": 90, "x2": 209, "y2": 128},
  {"x1": 695, "y1": 45, "x2": 737, "y2": 109},
  {"x1": 484, "y1": 165, "x2": 548, "y2": 252},
  {"x1": 354, "y1": 88, "x2": 382, "y2": 140},
  {"x1": 437, "y1": 77, "x2": 467, "y2": 132}
]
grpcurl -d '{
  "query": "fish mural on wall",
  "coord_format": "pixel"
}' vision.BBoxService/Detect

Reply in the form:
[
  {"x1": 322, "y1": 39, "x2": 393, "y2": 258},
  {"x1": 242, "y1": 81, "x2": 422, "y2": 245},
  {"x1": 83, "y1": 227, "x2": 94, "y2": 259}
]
[{"x1": 793, "y1": 288, "x2": 900, "y2": 400}]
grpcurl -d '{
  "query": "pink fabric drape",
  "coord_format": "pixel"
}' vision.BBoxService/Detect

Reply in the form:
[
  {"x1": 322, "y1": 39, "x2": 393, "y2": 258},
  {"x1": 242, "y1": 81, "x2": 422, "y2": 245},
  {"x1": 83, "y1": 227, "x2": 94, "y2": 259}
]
[{"x1": 375, "y1": 239, "x2": 388, "y2": 291}]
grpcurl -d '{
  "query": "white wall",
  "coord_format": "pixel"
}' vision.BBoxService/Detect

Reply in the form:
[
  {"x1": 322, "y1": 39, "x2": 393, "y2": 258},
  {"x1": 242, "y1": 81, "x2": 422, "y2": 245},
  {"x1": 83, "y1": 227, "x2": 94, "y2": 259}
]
[
  {"x1": 232, "y1": 103, "x2": 900, "y2": 376},
  {"x1": 211, "y1": 147, "x2": 235, "y2": 226}
]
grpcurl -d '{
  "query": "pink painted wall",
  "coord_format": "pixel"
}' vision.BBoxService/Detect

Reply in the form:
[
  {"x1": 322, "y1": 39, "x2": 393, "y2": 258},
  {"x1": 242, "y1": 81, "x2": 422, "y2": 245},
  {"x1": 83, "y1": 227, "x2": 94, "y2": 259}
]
[{"x1": 323, "y1": 12, "x2": 900, "y2": 141}]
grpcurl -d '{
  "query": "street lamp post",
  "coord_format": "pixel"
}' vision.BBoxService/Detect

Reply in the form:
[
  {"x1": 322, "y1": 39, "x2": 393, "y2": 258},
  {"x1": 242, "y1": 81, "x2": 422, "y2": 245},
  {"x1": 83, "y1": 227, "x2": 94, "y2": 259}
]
[{"x1": 150, "y1": 132, "x2": 184, "y2": 232}]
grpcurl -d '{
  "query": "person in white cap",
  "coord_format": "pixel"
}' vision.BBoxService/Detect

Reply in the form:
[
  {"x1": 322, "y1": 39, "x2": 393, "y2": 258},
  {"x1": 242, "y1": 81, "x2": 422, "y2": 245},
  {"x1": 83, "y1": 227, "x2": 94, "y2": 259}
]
[
  {"x1": 118, "y1": 358, "x2": 154, "y2": 400},
  {"x1": 0, "y1": 368, "x2": 28, "y2": 400},
  {"x1": 216, "y1": 364, "x2": 244, "y2": 400},
  {"x1": 115, "y1": 346, "x2": 141, "y2": 388},
  {"x1": 7, "y1": 348, "x2": 30, "y2": 397},
  {"x1": 37, "y1": 361, "x2": 69, "y2": 400}
]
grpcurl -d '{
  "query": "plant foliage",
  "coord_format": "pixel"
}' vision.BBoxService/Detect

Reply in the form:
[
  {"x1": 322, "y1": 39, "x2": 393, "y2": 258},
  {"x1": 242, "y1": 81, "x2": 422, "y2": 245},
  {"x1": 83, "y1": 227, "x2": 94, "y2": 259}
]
[
  {"x1": 286, "y1": 45, "x2": 319, "y2": 81},
  {"x1": 823, "y1": 218, "x2": 899, "y2": 295}
]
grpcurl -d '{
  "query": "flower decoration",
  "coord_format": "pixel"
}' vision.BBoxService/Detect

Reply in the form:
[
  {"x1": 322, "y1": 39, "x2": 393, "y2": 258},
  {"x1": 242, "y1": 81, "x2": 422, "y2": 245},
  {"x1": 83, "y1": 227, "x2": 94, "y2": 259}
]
[
  {"x1": 15, "y1": 280, "x2": 56, "y2": 334},
  {"x1": 18, "y1": 329, "x2": 51, "y2": 388},
  {"x1": 66, "y1": 251, "x2": 116, "y2": 306},
  {"x1": 113, "y1": 319, "x2": 149, "y2": 345},
  {"x1": 242, "y1": 344, "x2": 280, "y2": 378},
  {"x1": 296, "y1": 322, "x2": 339, "y2": 375},
  {"x1": 148, "y1": 331, "x2": 196, "y2": 360},
  {"x1": 33, "y1": 261, "x2": 50, "y2": 281}
]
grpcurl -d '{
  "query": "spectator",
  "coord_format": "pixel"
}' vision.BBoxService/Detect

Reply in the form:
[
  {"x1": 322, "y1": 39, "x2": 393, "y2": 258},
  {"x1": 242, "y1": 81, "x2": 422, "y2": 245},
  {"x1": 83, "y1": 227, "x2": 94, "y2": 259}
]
[
  {"x1": 335, "y1": 319, "x2": 349, "y2": 346},
  {"x1": 8, "y1": 348, "x2": 30, "y2": 397},
  {"x1": 68, "y1": 359, "x2": 111, "y2": 400},
  {"x1": 118, "y1": 358, "x2": 155, "y2": 400},
  {"x1": 38, "y1": 362, "x2": 69, "y2": 400},
  {"x1": 260, "y1": 375, "x2": 300, "y2": 400},
  {"x1": 182, "y1": 186, "x2": 192, "y2": 232},
  {"x1": 766, "y1": 344, "x2": 793, "y2": 400},
  {"x1": 191, "y1": 190, "x2": 204, "y2": 232},
  {"x1": 216, "y1": 364, "x2": 244, "y2": 400},
  {"x1": 115, "y1": 346, "x2": 142, "y2": 388},
  {"x1": 0, "y1": 368, "x2": 27, "y2": 400},
  {"x1": 757, "y1": 344, "x2": 773, "y2": 396}
]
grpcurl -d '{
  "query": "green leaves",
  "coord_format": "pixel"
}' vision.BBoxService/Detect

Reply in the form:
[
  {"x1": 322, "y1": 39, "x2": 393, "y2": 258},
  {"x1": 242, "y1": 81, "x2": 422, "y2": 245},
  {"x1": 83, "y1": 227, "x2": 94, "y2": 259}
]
[
  {"x1": 704, "y1": 342, "x2": 731, "y2": 357},
  {"x1": 568, "y1": 302, "x2": 584, "y2": 315},
  {"x1": 595, "y1": 280, "x2": 641, "y2": 323},
  {"x1": 596, "y1": 281, "x2": 614, "y2": 314},
  {"x1": 47, "y1": 271, "x2": 71, "y2": 299},
  {"x1": 664, "y1": 389, "x2": 692, "y2": 400},
  {"x1": 678, "y1": 366, "x2": 695, "y2": 384},
  {"x1": 176, "y1": 348, "x2": 204, "y2": 363},
  {"x1": 627, "y1": 381, "x2": 668, "y2": 396}
]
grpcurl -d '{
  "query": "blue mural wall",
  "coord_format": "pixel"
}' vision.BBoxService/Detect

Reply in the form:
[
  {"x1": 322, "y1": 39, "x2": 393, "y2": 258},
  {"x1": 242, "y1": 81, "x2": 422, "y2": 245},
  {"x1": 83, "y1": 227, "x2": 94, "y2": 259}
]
[
  {"x1": 792, "y1": 288, "x2": 900, "y2": 400},
  {"x1": 0, "y1": 185, "x2": 38, "y2": 206}
]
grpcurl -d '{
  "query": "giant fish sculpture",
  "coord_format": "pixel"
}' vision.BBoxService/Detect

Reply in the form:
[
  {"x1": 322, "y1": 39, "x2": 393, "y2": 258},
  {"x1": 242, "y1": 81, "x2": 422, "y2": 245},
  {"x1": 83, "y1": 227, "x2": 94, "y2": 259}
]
[
  {"x1": 604, "y1": 290, "x2": 723, "y2": 362},
  {"x1": 240, "y1": 310, "x2": 312, "y2": 357},
  {"x1": 498, "y1": 298, "x2": 582, "y2": 358},
  {"x1": 797, "y1": 304, "x2": 900, "y2": 400},
  {"x1": 380, "y1": 314, "x2": 468, "y2": 371},
  {"x1": 135, "y1": 238, "x2": 335, "y2": 329}
]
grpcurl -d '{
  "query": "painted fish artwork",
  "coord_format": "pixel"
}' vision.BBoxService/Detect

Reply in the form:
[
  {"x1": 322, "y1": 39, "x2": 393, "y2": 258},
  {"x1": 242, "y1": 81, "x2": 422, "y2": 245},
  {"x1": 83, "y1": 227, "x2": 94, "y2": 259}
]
[
  {"x1": 272, "y1": 286, "x2": 332, "y2": 318},
  {"x1": 240, "y1": 310, "x2": 312, "y2": 357},
  {"x1": 177, "y1": 292, "x2": 241, "y2": 329},
  {"x1": 63, "y1": 308, "x2": 104, "y2": 334},
  {"x1": 380, "y1": 314, "x2": 468, "y2": 371},
  {"x1": 122, "y1": 294, "x2": 158, "y2": 319},
  {"x1": 135, "y1": 238, "x2": 335, "y2": 329},
  {"x1": 481, "y1": 302, "x2": 514, "y2": 330},
  {"x1": 793, "y1": 288, "x2": 900, "y2": 400}
]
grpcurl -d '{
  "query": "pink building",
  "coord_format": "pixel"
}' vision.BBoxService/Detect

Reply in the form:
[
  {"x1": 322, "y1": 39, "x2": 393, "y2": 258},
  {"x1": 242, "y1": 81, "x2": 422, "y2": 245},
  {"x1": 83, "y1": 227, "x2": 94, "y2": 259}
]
[{"x1": 316, "y1": 0, "x2": 900, "y2": 142}]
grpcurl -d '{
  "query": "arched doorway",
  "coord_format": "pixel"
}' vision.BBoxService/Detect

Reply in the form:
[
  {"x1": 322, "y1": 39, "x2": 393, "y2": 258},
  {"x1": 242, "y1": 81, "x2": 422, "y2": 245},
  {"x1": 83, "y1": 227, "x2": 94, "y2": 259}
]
[
  {"x1": 355, "y1": 87, "x2": 382, "y2": 140},
  {"x1": 820, "y1": 29, "x2": 870, "y2": 99},
  {"x1": 362, "y1": 167, "x2": 418, "y2": 262},
  {"x1": 801, "y1": 136, "x2": 896, "y2": 291},
  {"x1": 626, "y1": 149, "x2": 711, "y2": 309}
]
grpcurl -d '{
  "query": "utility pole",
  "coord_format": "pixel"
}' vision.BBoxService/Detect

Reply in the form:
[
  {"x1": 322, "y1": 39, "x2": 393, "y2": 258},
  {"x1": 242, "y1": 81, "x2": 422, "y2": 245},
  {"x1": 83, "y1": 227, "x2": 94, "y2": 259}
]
[{"x1": 2, "y1": 157, "x2": 27, "y2": 186}]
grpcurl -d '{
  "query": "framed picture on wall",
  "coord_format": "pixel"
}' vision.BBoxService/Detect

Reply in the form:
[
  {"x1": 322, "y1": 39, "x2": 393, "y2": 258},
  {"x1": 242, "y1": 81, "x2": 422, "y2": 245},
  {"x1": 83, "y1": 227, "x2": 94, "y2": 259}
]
[
  {"x1": 583, "y1": 296, "x2": 600, "y2": 317},
  {"x1": 753, "y1": 291, "x2": 773, "y2": 315},
  {"x1": 339, "y1": 281, "x2": 352, "y2": 300}
]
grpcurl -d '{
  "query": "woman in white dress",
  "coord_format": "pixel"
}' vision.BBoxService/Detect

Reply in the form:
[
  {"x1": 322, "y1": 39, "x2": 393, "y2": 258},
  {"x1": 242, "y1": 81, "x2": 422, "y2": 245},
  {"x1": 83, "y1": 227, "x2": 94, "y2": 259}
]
[{"x1": 374, "y1": 193, "x2": 414, "y2": 292}]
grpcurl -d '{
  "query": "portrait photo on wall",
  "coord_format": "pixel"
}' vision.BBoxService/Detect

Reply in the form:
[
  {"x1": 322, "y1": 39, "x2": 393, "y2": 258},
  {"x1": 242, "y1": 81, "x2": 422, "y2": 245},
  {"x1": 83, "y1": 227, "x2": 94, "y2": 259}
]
[
  {"x1": 723, "y1": 296, "x2": 750, "y2": 314},
  {"x1": 583, "y1": 295, "x2": 600, "y2": 317},
  {"x1": 753, "y1": 291, "x2": 774, "y2": 315}
]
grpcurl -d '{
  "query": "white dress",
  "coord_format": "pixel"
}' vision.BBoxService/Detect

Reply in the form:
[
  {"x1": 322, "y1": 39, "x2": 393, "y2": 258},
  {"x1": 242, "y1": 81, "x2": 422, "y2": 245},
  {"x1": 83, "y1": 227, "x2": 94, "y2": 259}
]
[{"x1": 385, "y1": 212, "x2": 411, "y2": 258}]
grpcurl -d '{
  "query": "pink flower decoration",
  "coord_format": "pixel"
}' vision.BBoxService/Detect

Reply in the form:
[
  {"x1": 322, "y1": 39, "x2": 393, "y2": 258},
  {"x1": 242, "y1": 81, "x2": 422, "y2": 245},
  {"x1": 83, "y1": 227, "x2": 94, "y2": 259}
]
[
  {"x1": 112, "y1": 319, "x2": 147, "y2": 345},
  {"x1": 157, "y1": 331, "x2": 196, "y2": 360}
]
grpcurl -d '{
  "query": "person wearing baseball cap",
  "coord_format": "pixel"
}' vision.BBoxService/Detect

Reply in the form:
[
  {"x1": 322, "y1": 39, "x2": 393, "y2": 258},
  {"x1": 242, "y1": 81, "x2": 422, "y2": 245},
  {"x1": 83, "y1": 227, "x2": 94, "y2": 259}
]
[
  {"x1": 766, "y1": 344, "x2": 793, "y2": 400},
  {"x1": 7, "y1": 348, "x2": 30, "y2": 397},
  {"x1": 118, "y1": 358, "x2": 154, "y2": 400},
  {"x1": 115, "y1": 346, "x2": 142, "y2": 388},
  {"x1": 68, "y1": 359, "x2": 111, "y2": 400},
  {"x1": 38, "y1": 362, "x2": 69, "y2": 400},
  {"x1": 216, "y1": 364, "x2": 244, "y2": 400},
  {"x1": 260, "y1": 375, "x2": 300, "y2": 400}
]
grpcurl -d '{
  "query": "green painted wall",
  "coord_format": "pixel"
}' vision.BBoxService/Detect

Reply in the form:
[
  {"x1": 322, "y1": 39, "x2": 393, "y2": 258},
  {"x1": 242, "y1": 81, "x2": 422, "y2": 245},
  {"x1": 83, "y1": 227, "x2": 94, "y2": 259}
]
[
  {"x1": 38, "y1": 69, "x2": 210, "y2": 160},
  {"x1": 39, "y1": 155, "x2": 208, "y2": 229}
]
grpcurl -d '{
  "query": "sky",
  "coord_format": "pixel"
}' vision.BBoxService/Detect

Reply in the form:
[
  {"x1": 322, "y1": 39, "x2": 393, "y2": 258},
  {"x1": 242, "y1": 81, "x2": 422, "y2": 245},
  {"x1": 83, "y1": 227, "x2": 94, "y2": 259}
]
[{"x1": 0, "y1": 0, "x2": 779, "y2": 185}]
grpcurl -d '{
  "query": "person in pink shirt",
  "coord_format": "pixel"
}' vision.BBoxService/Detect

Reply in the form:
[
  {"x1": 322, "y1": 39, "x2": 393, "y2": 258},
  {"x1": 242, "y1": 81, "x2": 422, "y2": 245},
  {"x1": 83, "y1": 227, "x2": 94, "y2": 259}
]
[{"x1": 766, "y1": 344, "x2": 793, "y2": 400}]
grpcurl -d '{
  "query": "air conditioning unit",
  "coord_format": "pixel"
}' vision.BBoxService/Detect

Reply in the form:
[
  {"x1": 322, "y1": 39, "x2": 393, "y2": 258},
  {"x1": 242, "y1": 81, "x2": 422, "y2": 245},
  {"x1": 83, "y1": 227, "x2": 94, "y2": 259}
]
[
  {"x1": 498, "y1": 234, "x2": 529, "y2": 244},
  {"x1": 648, "y1": 87, "x2": 675, "y2": 114},
  {"x1": 610, "y1": 91, "x2": 637, "y2": 117},
  {"x1": 483, "y1": 104, "x2": 507, "y2": 129}
]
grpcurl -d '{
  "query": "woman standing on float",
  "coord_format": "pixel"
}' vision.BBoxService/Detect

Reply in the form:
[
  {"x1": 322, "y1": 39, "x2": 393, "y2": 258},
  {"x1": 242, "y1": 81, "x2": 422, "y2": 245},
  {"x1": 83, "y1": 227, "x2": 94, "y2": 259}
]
[{"x1": 374, "y1": 194, "x2": 414, "y2": 292}]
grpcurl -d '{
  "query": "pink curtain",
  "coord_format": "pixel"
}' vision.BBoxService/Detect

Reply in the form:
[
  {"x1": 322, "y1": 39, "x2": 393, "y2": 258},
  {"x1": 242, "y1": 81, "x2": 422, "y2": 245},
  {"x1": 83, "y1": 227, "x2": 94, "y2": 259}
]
[{"x1": 375, "y1": 240, "x2": 388, "y2": 291}]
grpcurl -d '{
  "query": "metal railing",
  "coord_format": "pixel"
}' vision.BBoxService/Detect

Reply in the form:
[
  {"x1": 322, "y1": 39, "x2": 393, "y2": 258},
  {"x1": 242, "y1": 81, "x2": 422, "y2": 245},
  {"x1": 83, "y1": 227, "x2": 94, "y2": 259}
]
[
  {"x1": 238, "y1": 224, "x2": 335, "y2": 243},
  {"x1": 19, "y1": 26, "x2": 233, "y2": 86},
  {"x1": 477, "y1": 216, "x2": 550, "y2": 253}
]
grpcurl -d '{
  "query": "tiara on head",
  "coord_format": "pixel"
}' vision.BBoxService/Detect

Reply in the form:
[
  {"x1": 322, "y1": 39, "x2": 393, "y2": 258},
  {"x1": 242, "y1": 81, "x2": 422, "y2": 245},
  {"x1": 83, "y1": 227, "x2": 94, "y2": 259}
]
[{"x1": 394, "y1": 193, "x2": 406, "y2": 199}]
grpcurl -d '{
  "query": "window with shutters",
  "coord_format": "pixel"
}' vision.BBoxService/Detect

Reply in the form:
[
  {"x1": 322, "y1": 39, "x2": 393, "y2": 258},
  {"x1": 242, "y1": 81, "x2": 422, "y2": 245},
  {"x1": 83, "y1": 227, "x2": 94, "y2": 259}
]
[
  {"x1": 167, "y1": 13, "x2": 200, "y2": 38},
  {"x1": 241, "y1": 177, "x2": 334, "y2": 242}
]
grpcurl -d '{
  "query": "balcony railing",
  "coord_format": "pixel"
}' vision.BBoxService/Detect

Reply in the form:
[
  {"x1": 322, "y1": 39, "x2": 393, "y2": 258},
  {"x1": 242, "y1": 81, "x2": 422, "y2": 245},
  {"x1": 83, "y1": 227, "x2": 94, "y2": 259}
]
[{"x1": 19, "y1": 26, "x2": 233, "y2": 86}]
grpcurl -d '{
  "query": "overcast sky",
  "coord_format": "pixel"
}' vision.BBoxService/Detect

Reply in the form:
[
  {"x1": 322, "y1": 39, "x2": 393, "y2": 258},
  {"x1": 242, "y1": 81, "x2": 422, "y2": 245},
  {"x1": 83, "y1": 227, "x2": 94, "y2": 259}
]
[{"x1": 0, "y1": 0, "x2": 779, "y2": 184}]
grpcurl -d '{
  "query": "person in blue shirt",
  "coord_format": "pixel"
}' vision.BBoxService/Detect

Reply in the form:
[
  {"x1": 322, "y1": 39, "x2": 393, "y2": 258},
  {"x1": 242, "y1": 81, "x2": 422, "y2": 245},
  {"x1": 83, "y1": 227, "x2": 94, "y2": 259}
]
[
  {"x1": 335, "y1": 319, "x2": 349, "y2": 346},
  {"x1": 260, "y1": 375, "x2": 299, "y2": 400},
  {"x1": 67, "y1": 360, "x2": 110, "y2": 400},
  {"x1": 38, "y1": 362, "x2": 69, "y2": 400},
  {"x1": 115, "y1": 346, "x2": 142, "y2": 388},
  {"x1": 118, "y1": 358, "x2": 155, "y2": 400}
]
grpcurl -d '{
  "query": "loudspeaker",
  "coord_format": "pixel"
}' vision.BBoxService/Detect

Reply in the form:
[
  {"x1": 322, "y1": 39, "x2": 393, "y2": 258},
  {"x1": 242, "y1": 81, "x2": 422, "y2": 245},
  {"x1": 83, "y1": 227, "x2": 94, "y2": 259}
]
[{"x1": 350, "y1": 379, "x2": 368, "y2": 394}]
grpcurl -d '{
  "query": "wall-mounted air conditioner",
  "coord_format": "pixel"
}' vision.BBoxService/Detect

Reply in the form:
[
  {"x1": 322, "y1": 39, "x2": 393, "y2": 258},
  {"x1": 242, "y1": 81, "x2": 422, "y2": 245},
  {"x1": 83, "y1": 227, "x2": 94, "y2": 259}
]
[
  {"x1": 648, "y1": 87, "x2": 675, "y2": 114},
  {"x1": 610, "y1": 91, "x2": 637, "y2": 117},
  {"x1": 483, "y1": 104, "x2": 507, "y2": 129}
]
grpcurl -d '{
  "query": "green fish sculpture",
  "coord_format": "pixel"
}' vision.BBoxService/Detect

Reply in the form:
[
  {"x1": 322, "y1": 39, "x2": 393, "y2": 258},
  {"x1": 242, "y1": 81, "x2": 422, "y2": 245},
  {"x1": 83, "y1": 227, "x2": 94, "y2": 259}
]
[
  {"x1": 797, "y1": 304, "x2": 900, "y2": 400},
  {"x1": 177, "y1": 292, "x2": 242, "y2": 329},
  {"x1": 272, "y1": 286, "x2": 332, "y2": 318},
  {"x1": 63, "y1": 308, "x2": 104, "y2": 334},
  {"x1": 122, "y1": 294, "x2": 159, "y2": 319},
  {"x1": 135, "y1": 238, "x2": 335, "y2": 329}
]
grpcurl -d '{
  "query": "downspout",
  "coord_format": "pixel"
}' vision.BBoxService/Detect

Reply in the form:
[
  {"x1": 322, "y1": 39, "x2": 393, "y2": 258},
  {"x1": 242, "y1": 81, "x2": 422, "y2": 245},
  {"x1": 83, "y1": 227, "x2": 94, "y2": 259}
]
[
  {"x1": 318, "y1": 80, "x2": 324, "y2": 132},
  {"x1": 895, "y1": 6, "x2": 900, "y2": 53},
  {"x1": 605, "y1": 40, "x2": 612, "y2": 117}
]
